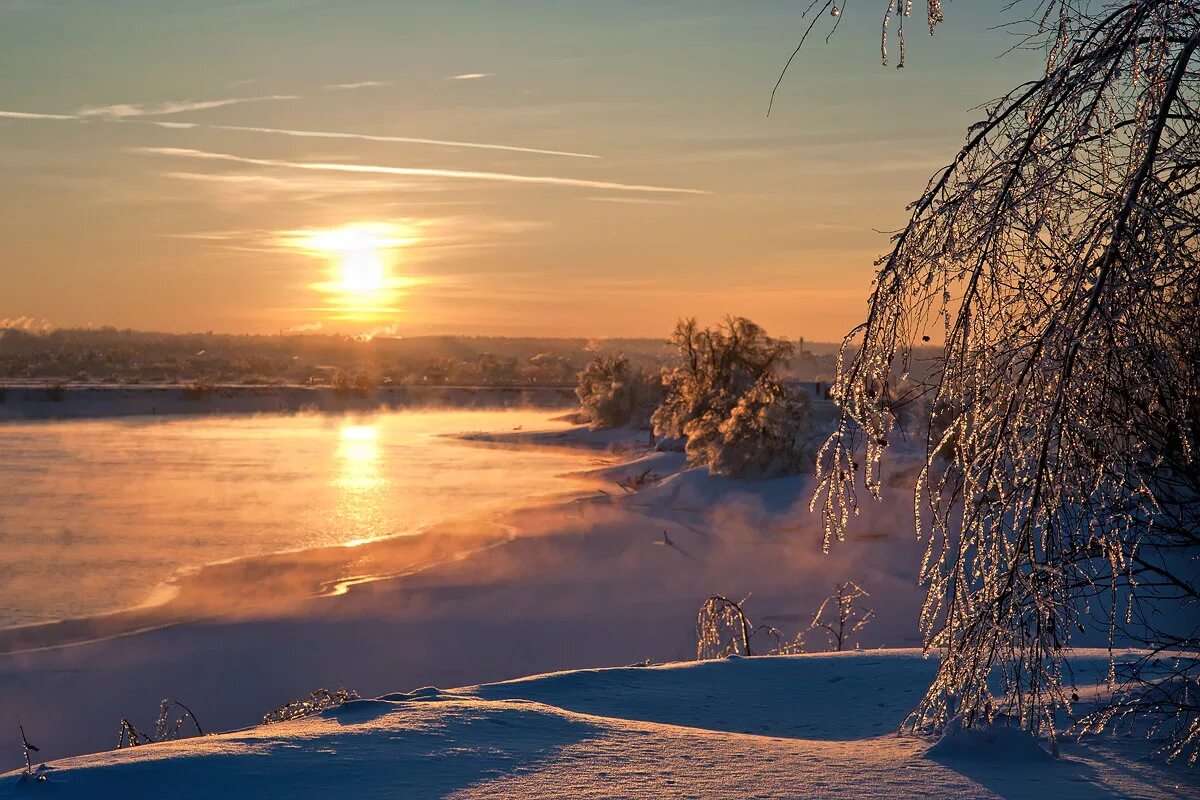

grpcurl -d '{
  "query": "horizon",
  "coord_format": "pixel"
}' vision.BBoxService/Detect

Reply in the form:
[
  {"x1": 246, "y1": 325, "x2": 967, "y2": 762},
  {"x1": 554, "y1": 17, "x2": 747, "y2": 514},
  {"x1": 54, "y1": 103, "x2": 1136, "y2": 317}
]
[{"x1": 0, "y1": 1, "x2": 1037, "y2": 340}]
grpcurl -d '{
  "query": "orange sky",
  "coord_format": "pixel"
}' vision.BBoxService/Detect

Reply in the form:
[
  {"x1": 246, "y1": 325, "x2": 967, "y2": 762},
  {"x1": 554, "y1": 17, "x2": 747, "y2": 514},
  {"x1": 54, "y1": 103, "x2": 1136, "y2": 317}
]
[{"x1": 0, "y1": 2, "x2": 1036, "y2": 340}]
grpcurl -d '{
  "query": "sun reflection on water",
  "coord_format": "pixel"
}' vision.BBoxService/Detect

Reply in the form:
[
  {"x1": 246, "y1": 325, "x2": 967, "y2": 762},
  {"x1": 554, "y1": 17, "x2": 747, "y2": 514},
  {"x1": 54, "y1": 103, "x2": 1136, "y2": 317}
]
[{"x1": 334, "y1": 422, "x2": 388, "y2": 535}]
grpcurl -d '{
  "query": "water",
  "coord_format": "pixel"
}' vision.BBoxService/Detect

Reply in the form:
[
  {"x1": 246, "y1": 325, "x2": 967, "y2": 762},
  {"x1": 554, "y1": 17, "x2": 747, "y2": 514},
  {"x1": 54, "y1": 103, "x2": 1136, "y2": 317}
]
[{"x1": 0, "y1": 409, "x2": 595, "y2": 629}]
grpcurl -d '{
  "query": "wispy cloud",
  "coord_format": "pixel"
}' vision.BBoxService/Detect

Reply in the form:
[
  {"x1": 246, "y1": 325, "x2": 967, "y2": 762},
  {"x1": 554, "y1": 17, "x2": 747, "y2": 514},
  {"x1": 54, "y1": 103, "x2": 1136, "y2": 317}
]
[
  {"x1": 136, "y1": 147, "x2": 709, "y2": 195},
  {"x1": 158, "y1": 168, "x2": 433, "y2": 203},
  {"x1": 209, "y1": 124, "x2": 599, "y2": 159},
  {"x1": 0, "y1": 110, "x2": 77, "y2": 120},
  {"x1": 0, "y1": 105, "x2": 598, "y2": 160},
  {"x1": 76, "y1": 95, "x2": 298, "y2": 118},
  {"x1": 325, "y1": 80, "x2": 390, "y2": 91},
  {"x1": 448, "y1": 73, "x2": 491, "y2": 80},
  {"x1": 583, "y1": 196, "x2": 682, "y2": 206}
]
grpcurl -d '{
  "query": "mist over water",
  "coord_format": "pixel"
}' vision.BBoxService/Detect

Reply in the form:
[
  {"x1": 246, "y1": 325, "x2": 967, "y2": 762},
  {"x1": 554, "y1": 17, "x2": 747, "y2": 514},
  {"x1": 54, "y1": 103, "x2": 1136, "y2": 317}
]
[{"x1": 0, "y1": 409, "x2": 593, "y2": 629}]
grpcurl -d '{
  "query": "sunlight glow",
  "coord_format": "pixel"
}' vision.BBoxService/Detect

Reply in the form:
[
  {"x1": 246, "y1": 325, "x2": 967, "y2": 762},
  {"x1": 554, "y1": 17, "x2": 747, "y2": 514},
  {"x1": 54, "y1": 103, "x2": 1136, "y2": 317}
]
[{"x1": 282, "y1": 222, "x2": 424, "y2": 324}]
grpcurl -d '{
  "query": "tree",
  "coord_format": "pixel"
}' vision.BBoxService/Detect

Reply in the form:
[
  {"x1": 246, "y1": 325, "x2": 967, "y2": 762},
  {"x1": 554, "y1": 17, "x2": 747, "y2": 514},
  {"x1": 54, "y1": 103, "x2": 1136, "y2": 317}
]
[
  {"x1": 654, "y1": 316, "x2": 811, "y2": 477},
  {"x1": 793, "y1": 1, "x2": 1200, "y2": 760},
  {"x1": 575, "y1": 354, "x2": 662, "y2": 430}
]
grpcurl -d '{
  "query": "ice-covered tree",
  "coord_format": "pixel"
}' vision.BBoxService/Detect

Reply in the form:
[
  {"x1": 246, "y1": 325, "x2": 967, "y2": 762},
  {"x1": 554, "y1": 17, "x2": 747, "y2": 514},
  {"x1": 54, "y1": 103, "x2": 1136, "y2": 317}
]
[
  {"x1": 575, "y1": 354, "x2": 663, "y2": 430},
  {"x1": 785, "y1": 0, "x2": 1200, "y2": 759},
  {"x1": 655, "y1": 317, "x2": 811, "y2": 477}
]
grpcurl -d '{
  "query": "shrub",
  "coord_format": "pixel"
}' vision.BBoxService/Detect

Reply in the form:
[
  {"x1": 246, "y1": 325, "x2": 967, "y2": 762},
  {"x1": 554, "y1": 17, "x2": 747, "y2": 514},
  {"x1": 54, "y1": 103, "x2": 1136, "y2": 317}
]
[
  {"x1": 575, "y1": 354, "x2": 662, "y2": 430},
  {"x1": 654, "y1": 317, "x2": 809, "y2": 477},
  {"x1": 689, "y1": 379, "x2": 812, "y2": 478},
  {"x1": 261, "y1": 687, "x2": 360, "y2": 724}
]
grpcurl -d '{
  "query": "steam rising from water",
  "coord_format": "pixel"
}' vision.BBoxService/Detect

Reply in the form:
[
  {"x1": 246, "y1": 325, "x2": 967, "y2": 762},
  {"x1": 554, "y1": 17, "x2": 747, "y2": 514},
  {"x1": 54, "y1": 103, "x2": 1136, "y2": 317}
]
[{"x1": 0, "y1": 409, "x2": 595, "y2": 630}]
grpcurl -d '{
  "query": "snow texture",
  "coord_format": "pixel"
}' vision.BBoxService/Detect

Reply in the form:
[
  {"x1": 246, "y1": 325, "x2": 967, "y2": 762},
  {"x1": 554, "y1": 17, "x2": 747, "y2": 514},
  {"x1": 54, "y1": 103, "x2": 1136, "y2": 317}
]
[{"x1": 2, "y1": 652, "x2": 1192, "y2": 799}]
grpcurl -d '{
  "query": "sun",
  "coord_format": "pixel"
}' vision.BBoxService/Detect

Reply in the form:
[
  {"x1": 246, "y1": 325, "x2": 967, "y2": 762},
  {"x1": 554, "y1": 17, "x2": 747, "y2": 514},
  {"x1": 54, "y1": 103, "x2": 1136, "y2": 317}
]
[
  {"x1": 338, "y1": 250, "x2": 387, "y2": 294},
  {"x1": 290, "y1": 222, "x2": 424, "y2": 322}
]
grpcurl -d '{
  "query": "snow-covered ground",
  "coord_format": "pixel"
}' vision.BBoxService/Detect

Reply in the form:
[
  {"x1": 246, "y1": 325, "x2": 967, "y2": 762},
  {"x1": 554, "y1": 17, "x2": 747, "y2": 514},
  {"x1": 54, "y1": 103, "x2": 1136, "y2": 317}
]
[
  {"x1": 0, "y1": 420, "x2": 1194, "y2": 796},
  {"x1": 3, "y1": 651, "x2": 1192, "y2": 798}
]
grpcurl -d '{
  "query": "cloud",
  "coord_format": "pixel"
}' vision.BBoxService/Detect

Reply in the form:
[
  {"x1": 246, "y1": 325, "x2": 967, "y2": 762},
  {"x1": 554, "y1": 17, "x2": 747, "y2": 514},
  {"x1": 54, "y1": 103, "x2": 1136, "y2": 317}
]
[
  {"x1": 0, "y1": 105, "x2": 599, "y2": 160},
  {"x1": 135, "y1": 147, "x2": 710, "y2": 195},
  {"x1": 583, "y1": 196, "x2": 682, "y2": 206},
  {"x1": 325, "y1": 81, "x2": 390, "y2": 91},
  {"x1": 209, "y1": 124, "x2": 599, "y2": 159},
  {"x1": 0, "y1": 110, "x2": 77, "y2": 120},
  {"x1": 76, "y1": 95, "x2": 299, "y2": 118},
  {"x1": 158, "y1": 169, "x2": 422, "y2": 201},
  {"x1": 448, "y1": 73, "x2": 491, "y2": 80}
]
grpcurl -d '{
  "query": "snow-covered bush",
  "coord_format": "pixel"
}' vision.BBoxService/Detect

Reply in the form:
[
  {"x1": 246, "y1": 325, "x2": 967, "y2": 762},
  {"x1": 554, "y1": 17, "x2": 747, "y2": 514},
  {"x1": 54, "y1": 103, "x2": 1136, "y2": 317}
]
[
  {"x1": 575, "y1": 354, "x2": 662, "y2": 430},
  {"x1": 261, "y1": 687, "x2": 360, "y2": 725},
  {"x1": 654, "y1": 317, "x2": 809, "y2": 477},
  {"x1": 690, "y1": 379, "x2": 812, "y2": 478}
]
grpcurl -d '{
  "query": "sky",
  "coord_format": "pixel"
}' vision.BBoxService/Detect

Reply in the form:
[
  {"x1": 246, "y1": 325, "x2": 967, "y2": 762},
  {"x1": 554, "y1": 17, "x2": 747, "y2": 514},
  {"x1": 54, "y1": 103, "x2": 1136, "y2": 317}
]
[{"x1": 0, "y1": 1, "x2": 1041, "y2": 340}]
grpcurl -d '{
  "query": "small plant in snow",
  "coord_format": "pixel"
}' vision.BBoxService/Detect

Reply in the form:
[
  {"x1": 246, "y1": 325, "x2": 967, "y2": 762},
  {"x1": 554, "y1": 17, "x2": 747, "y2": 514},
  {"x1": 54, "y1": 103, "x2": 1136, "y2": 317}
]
[
  {"x1": 116, "y1": 699, "x2": 203, "y2": 749},
  {"x1": 616, "y1": 467, "x2": 658, "y2": 493},
  {"x1": 810, "y1": 581, "x2": 875, "y2": 652},
  {"x1": 696, "y1": 595, "x2": 802, "y2": 660},
  {"x1": 155, "y1": 699, "x2": 203, "y2": 741},
  {"x1": 261, "y1": 687, "x2": 360, "y2": 725},
  {"x1": 16, "y1": 719, "x2": 48, "y2": 783}
]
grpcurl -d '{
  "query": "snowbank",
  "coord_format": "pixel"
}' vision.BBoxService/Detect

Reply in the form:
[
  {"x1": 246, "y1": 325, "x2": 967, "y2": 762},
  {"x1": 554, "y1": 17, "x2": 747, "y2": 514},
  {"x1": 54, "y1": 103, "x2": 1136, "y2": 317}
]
[{"x1": 3, "y1": 652, "x2": 1188, "y2": 799}]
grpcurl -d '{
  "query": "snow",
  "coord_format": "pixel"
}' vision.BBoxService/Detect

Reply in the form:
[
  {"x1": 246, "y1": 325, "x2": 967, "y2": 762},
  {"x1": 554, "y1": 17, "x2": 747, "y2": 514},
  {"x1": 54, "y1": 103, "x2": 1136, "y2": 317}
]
[
  {"x1": 0, "y1": 419, "x2": 1194, "y2": 798},
  {"x1": 3, "y1": 652, "x2": 1192, "y2": 799}
]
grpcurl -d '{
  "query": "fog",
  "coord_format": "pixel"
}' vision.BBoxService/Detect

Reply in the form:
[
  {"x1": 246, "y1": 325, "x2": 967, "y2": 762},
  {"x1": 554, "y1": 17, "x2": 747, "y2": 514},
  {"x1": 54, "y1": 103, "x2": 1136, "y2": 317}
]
[{"x1": 0, "y1": 409, "x2": 597, "y2": 629}]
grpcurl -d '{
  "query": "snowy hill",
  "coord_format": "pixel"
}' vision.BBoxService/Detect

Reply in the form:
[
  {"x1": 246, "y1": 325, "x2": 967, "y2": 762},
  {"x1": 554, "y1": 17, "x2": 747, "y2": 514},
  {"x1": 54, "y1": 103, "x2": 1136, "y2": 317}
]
[{"x1": 3, "y1": 651, "x2": 1192, "y2": 799}]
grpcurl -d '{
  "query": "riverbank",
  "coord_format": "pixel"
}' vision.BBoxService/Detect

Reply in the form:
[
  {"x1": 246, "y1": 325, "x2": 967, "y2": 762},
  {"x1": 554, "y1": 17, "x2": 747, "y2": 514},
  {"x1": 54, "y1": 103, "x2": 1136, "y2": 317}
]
[
  {"x1": 0, "y1": 417, "x2": 934, "y2": 766},
  {"x1": 0, "y1": 383, "x2": 576, "y2": 421}
]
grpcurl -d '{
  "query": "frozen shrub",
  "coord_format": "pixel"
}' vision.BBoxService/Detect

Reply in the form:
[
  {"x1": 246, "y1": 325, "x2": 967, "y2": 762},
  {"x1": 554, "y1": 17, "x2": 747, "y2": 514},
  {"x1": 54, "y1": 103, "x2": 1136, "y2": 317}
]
[
  {"x1": 575, "y1": 354, "x2": 662, "y2": 430},
  {"x1": 116, "y1": 698, "x2": 203, "y2": 749},
  {"x1": 810, "y1": 581, "x2": 874, "y2": 652},
  {"x1": 690, "y1": 379, "x2": 812, "y2": 478},
  {"x1": 655, "y1": 317, "x2": 809, "y2": 476},
  {"x1": 261, "y1": 687, "x2": 360, "y2": 724},
  {"x1": 695, "y1": 595, "x2": 802, "y2": 659}
]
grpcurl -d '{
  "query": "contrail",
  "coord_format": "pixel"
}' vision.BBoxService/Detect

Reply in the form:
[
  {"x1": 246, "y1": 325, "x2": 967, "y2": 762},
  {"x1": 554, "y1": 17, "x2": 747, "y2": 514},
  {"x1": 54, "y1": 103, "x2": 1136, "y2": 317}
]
[
  {"x1": 136, "y1": 147, "x2": 709, "y2": 195},
  {"x1": 208, "y1": 124, "x2": 599, "y2": 160}
]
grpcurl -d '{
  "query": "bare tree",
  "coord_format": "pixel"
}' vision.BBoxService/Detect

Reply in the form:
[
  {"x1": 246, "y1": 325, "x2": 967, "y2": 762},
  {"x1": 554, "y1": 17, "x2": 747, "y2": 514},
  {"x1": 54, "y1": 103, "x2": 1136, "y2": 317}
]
[
  {"x1": 787, "y1": 0, "x2": 1200, "y2": 760},
  {"x1": 696, "y1": 595, "x2": 799, "y2": 659},
  {"x1": 810, "y1": 581, "x2": 876, "y2": 652}
]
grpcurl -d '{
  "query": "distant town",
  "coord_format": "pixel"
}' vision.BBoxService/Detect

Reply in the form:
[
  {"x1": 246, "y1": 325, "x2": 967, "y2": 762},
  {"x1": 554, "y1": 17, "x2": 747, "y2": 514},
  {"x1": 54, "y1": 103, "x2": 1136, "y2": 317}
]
[{"x1": 0, "y1": 328, "x2": 843, "y2": 388}]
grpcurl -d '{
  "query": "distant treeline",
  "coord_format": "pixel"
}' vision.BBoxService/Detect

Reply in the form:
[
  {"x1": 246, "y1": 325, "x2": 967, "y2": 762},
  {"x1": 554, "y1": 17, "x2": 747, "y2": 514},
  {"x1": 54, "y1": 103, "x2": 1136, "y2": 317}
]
[{"x1": 0, "y1": 327, "x2": 860, "y2": 387}]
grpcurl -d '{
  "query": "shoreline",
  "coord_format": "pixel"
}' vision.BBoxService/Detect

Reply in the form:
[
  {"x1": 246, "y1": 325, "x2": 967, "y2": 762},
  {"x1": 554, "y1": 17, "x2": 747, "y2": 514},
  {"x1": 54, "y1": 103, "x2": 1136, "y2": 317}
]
[
  {"x1": 0, "y1": 383, "x2": 577, "y2": 421},
  {"x1": 0, "y1": 417, "x2": 933, "y2": 766},
  {"x1": 0, "y1": 484, "x2": 607, "y2": 656}
]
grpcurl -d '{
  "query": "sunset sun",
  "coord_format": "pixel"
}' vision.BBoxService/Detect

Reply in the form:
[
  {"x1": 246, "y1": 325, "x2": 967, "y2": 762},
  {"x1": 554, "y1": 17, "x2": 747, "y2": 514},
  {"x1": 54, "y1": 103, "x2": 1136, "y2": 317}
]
[
  {"x1": 337, "y1": 250, "x2": 387, "y2": 295},
  {"x1": 290, "y1": 222, "x2": 422, "y2": 321}
]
